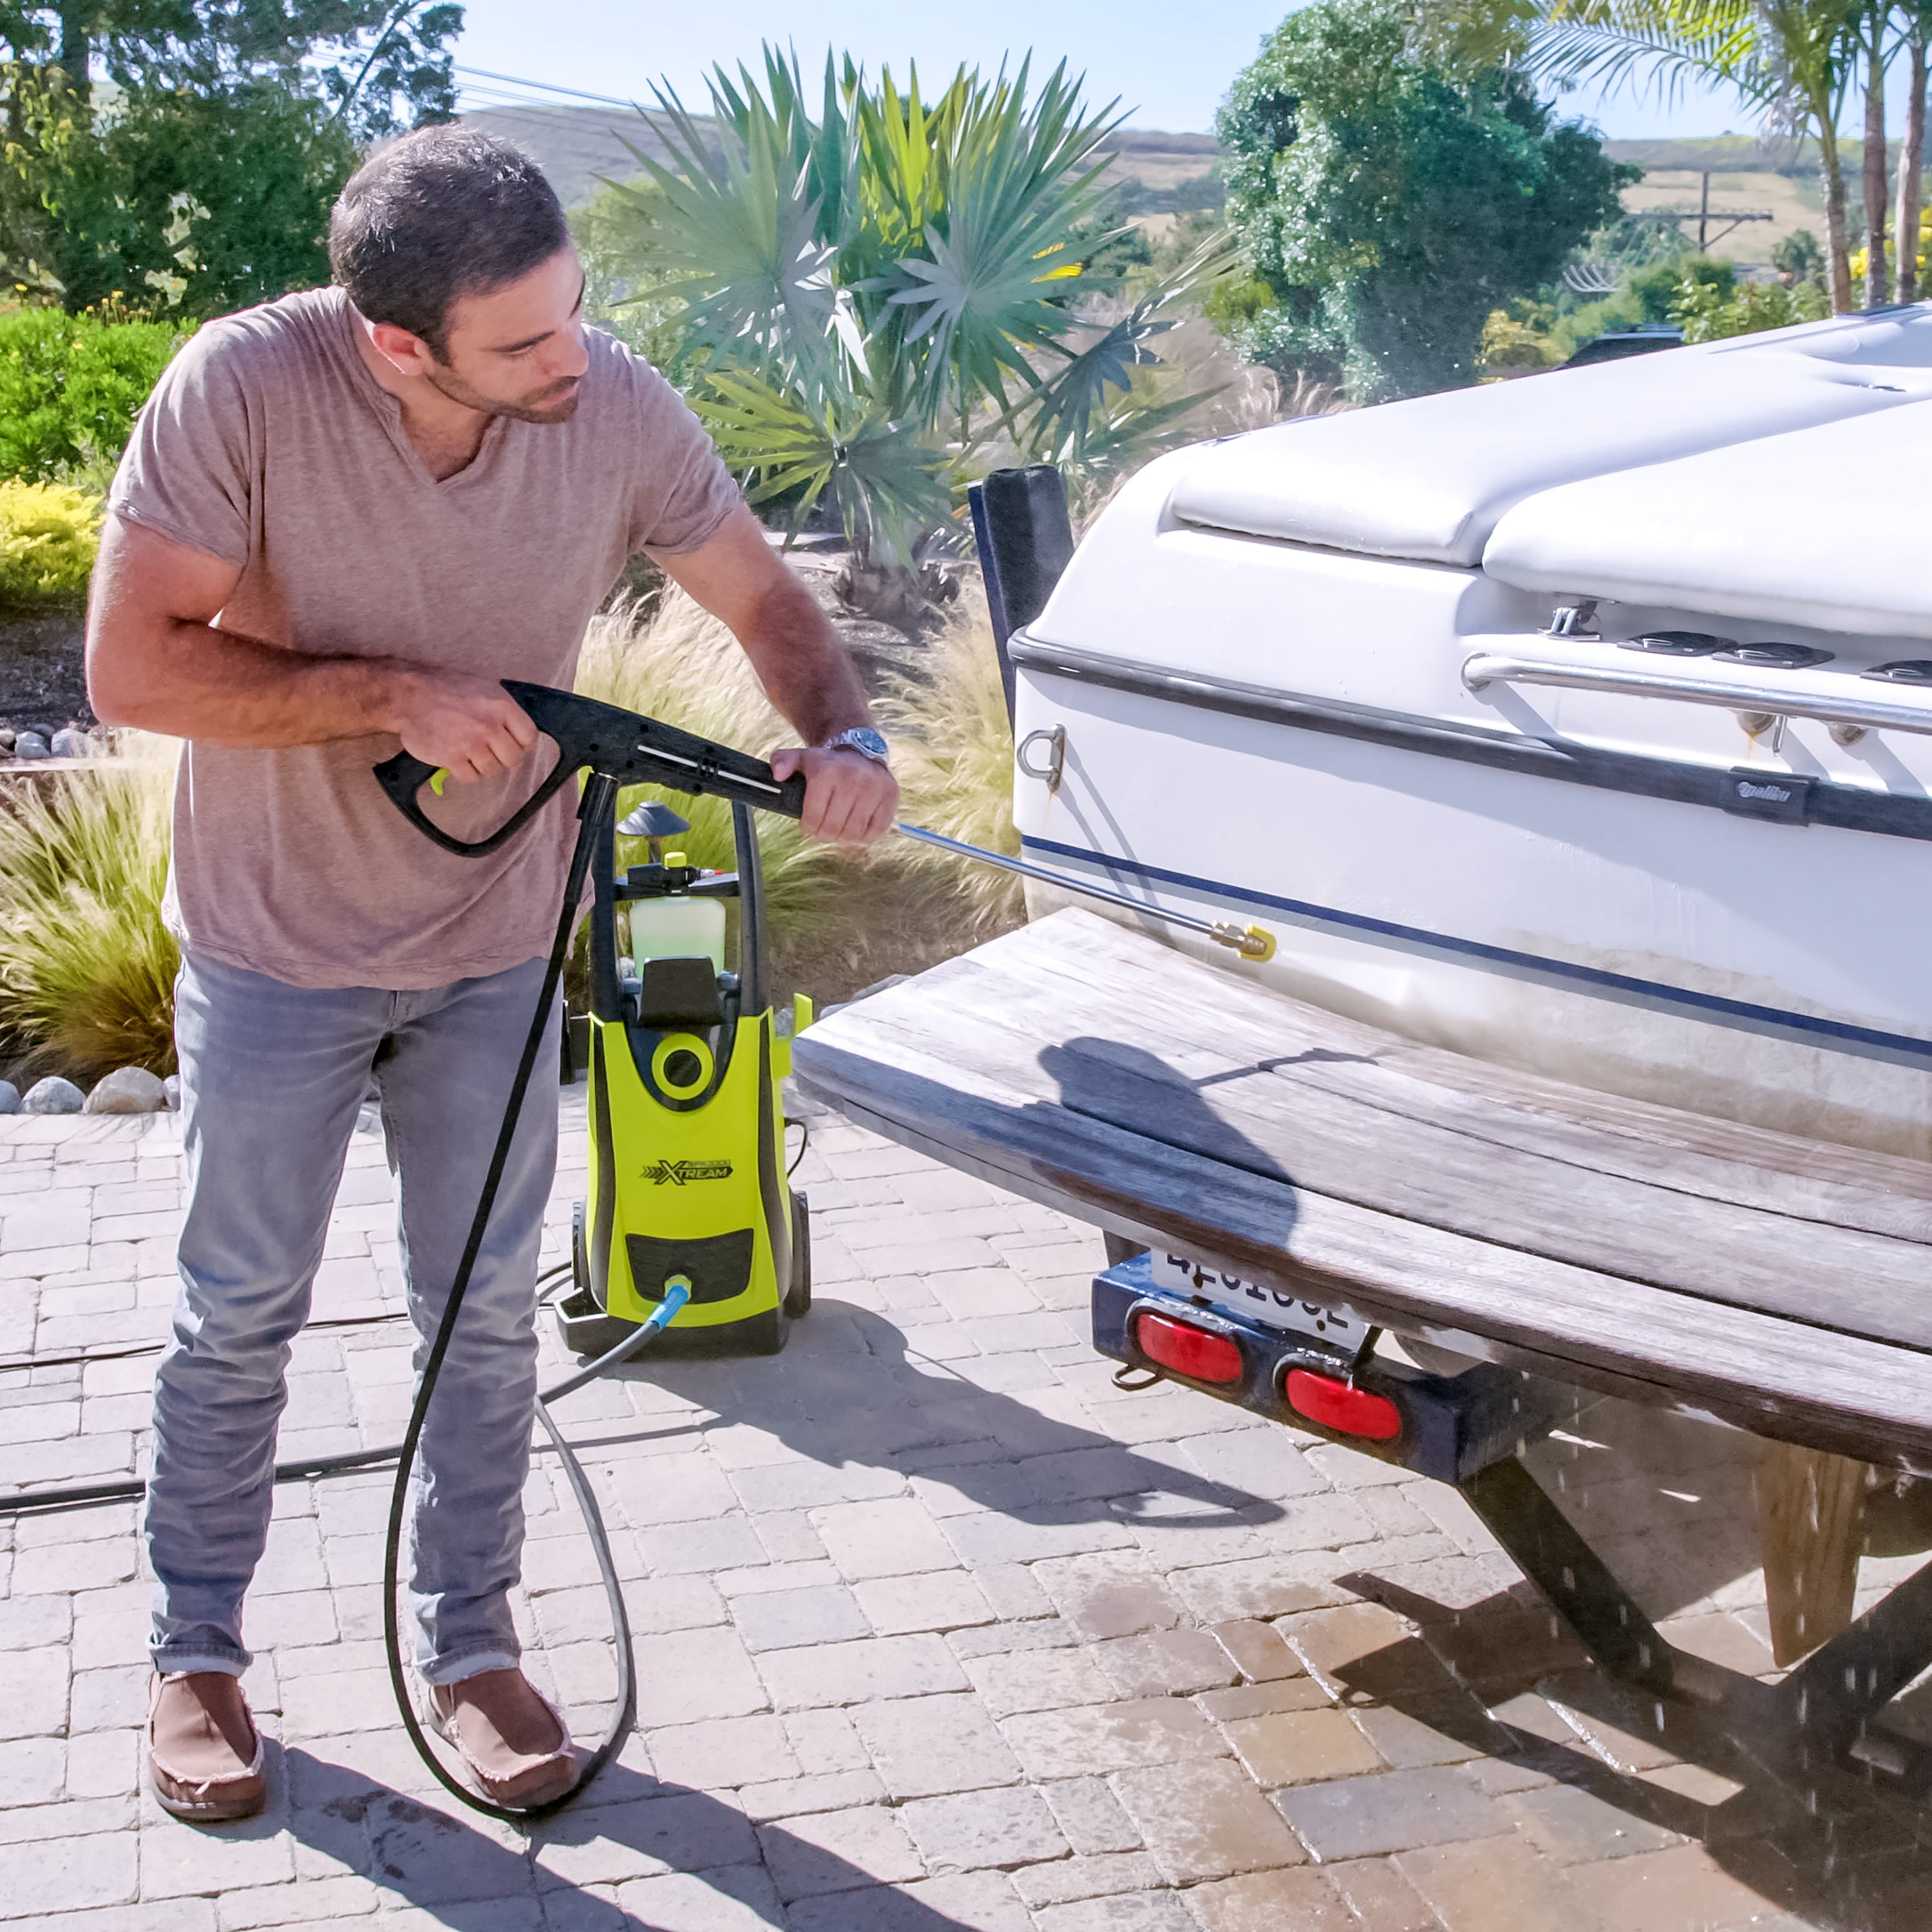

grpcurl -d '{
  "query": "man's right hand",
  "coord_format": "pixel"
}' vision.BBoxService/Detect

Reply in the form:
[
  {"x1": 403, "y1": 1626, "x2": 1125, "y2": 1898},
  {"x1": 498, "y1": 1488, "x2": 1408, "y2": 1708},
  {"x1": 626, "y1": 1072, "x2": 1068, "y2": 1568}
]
[{"x1": 384, "y1": 668, "x2": 542, "y2": 784}]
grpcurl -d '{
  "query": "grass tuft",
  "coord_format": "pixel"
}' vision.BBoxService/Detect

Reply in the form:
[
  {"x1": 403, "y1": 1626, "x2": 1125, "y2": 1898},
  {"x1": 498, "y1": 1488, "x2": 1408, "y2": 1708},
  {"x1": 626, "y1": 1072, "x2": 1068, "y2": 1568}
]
[
  {"x1": 0, "y1": 740, "x2": 180, "y2": 1081},
  {"x1": 877, "y1": 601, "x2": 1024, "y2": 934}
]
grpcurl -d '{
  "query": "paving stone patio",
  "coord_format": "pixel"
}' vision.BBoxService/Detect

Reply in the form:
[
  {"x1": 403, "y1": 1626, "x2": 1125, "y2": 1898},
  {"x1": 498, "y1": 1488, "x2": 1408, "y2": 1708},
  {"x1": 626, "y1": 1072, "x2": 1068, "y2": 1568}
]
[{"x1": 3, "y1": 1082, "x2": 1931, "y2": 1930}]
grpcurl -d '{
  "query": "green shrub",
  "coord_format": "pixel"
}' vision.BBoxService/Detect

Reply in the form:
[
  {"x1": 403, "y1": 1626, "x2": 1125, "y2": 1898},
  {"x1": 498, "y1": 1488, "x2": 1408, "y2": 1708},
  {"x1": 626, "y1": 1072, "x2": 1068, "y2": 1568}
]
[
  {"x1": 0, "y1": 479, "x2": 101, "y2": 603},
  {"x1": 0, "y1": 306, "x2": 191, "y2": 483},
  {"x1": 1673, "y1": 277, "x2": 1832, "y2": 344},
  {"x1": 0, "y1": 744, "x2": 180, "y2": 1082}
]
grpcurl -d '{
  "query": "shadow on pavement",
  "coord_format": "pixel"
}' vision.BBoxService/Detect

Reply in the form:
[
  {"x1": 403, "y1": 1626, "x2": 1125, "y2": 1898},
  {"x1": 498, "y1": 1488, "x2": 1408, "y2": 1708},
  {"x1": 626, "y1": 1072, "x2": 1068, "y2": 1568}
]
[
  {"x1": 278, "y1": 1748, "x2": 986, "y2": 1931},
  {"x1": 1334, "y1": 1573, "x2": 1932, "y2": 1932},
  {"x1": 578, "y1": 1303, "x2": 1287, "y2": 1539}
]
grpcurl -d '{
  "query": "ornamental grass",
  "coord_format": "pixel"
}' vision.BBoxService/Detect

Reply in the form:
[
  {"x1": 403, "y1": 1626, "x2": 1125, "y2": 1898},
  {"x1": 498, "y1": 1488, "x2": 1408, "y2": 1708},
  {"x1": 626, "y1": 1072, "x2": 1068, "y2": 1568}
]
[{"x1": 0, "y1": 738, "x2": 179, "y2": 1081}]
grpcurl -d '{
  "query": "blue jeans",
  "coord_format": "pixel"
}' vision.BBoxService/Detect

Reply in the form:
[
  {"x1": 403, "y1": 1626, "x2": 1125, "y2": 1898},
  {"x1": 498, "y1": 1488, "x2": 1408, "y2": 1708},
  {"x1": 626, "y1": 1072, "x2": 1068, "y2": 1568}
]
[{"x1": 147, "y1": 951, "x2": 558, "y2": 1685}]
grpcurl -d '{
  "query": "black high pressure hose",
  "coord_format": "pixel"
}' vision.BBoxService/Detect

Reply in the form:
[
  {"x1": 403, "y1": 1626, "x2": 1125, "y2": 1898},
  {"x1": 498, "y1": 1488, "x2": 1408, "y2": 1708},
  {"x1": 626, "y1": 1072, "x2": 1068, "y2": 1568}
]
[
  {"x1": 0, "y1": 772, "x2": 685, "y2": 1822},
  {"x1": 380, "y1": 770, "x2": 659, "y2": 1823}
]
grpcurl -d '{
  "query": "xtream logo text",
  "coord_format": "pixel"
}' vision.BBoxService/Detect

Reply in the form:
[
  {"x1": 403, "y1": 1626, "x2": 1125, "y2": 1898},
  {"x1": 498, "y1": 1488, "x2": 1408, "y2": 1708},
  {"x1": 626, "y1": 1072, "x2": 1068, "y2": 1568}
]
[{"x1": 642, "y1": 1158, "x2": 734, "y2": 1186}]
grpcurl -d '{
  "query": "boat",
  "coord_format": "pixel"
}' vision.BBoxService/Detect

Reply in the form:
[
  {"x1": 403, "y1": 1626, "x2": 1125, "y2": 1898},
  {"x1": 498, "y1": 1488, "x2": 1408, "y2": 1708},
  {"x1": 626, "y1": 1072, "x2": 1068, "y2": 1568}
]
[{"x1": 1006, "y1": 305, "x2": 1932, "y2": 1162}]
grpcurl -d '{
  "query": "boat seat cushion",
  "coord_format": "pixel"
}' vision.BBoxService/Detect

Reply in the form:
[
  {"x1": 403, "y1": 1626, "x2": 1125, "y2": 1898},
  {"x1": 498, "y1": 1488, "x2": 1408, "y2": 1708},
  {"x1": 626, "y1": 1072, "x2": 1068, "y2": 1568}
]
[
  {"x1": 1482, "y1": 399, "x2": 1932, "y2": 640},
  {"x1": 1165, "y1": 311, "x2": 1932, "y2": 567}
]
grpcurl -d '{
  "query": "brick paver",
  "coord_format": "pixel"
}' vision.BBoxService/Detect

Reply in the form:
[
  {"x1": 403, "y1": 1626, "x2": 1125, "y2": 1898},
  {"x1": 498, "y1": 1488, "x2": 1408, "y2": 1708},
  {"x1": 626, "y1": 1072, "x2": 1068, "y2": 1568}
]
[{"x1": 1, "y1": 1084, "x2": 1929, "y2": 1929}]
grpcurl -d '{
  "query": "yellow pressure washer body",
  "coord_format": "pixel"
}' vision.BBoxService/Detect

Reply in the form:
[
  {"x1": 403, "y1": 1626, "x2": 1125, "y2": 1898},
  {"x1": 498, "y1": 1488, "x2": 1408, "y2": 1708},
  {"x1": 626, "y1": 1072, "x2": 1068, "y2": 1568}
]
[{"x1": 554, "y1": 797, "x2": 813, "y2": 1358}]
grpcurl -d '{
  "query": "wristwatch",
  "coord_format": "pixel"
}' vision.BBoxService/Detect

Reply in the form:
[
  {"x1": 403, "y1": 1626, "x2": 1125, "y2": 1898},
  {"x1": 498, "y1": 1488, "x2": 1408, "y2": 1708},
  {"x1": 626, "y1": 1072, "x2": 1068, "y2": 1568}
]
[{"x1": 821, "y1": 726, "x2": 890, "y2": 766}]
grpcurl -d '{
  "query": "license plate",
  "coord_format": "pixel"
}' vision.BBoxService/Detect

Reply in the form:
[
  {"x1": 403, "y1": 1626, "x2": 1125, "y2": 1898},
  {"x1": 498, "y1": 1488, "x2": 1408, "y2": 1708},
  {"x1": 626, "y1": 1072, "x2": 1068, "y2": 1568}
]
[{"x1": 1150, "y1": 1252, "x2": 1365, "y2": 1350}]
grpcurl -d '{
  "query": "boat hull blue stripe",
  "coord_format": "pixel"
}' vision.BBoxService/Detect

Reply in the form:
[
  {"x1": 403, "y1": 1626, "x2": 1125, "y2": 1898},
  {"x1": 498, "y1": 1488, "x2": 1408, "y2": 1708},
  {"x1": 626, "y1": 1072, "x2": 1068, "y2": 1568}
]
[{"x1": 1019, "y1": 832, "x2": 1932, "y2": 1068}]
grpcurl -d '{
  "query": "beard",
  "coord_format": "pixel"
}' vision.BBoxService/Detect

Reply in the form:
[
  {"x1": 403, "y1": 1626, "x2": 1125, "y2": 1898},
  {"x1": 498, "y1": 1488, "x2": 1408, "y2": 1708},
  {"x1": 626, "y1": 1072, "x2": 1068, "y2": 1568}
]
[{"x1": 424, "y1": 361, "x2": 581, "y2": 425}]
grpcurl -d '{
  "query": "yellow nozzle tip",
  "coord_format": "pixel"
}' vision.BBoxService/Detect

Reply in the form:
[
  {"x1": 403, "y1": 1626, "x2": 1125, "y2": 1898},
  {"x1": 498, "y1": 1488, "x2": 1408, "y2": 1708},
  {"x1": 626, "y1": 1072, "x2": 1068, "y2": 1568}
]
[
  {"x1": 429, "y1": 768, "x2": 449, "y2": 797},
  {"x1": 1242, "y1": 924, "x2": 1276, "y2": 963}
]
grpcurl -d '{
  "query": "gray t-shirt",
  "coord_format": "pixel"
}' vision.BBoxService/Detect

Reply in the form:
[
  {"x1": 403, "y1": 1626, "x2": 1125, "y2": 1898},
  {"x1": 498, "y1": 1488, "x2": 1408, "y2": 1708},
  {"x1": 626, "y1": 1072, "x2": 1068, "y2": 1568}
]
[{"x1": 109, "y1": 285, "x2": 741, "y2": 990}]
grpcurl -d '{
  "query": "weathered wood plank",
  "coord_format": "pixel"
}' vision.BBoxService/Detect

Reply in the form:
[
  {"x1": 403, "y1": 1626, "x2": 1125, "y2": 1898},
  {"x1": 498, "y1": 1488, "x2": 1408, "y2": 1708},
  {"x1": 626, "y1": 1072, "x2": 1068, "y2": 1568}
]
[
  {"x1": 793, "y1": 911, "x2": 1932, "y2": 1467},
  {"x1": 990, "y1": 916, "x2": 1932, "y2": 1233},
  {"x1": 849, "y1": 929, "x2": 1932, "y2": 1349}
]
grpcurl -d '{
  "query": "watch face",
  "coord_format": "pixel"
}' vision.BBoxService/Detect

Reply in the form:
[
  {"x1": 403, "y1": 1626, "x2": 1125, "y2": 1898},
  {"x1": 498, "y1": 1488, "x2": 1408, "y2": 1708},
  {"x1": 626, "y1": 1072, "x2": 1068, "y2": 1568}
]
[{"x1": 842, "y1": 728, "x2": 889, "y2": 761}]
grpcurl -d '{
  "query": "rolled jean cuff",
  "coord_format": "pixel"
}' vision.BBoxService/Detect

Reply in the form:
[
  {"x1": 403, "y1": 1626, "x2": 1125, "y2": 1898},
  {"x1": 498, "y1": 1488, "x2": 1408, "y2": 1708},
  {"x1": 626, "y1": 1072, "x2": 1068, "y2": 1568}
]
[
  {"x1": 153, "y1": 1651, "x2": 249, "y2": 1680},
  {"x1": 421, "y1": 1647, "x2": 522, "y2": 1688}
]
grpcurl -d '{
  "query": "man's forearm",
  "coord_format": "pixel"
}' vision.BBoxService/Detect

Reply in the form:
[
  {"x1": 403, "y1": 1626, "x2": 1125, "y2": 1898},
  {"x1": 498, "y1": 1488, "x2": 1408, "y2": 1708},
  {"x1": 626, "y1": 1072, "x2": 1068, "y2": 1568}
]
[
  {"x1": 726, "y1": 569, "x2": 875, "y2": 749},
  {"x1": 88, "y1": 613, "x2": 408, "y2": 747}
]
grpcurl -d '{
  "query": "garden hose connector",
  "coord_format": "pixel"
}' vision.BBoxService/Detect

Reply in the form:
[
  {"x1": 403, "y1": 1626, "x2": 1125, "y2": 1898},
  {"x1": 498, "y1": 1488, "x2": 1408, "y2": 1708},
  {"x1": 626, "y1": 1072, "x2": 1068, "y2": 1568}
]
[
  {"x1": 1213, "y1": 921, "x2": 1276, "y2": 962},
  {"x1": 643, "y1": 1278, "x2": 693, "y2": 1334}
]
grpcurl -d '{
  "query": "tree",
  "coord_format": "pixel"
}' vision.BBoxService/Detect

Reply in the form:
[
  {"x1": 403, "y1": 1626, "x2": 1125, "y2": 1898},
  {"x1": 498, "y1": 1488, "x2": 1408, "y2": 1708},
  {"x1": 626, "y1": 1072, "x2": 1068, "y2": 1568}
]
[
  {"x1": 1, "y1": 0, "x2": 460, "y2": 314},
  {"x1": 1894, "y1": 5, "x2": 1929, "y2": 301},
  {"x1": 5, "y1": 0, "x2": 460, "y2": 138},
  {"x1": 4, "y1": 63, "x2": 359, "y2": 312},
  {"x1": 1514, "y1": 0, "x2": 1866, "y2": 308},
  {"x1": 1218, "y1": 0, "x2": 1634, "y2": 402},
  {"x1": 603, "y1": 48, "x2": 1226, "y2": 567}
]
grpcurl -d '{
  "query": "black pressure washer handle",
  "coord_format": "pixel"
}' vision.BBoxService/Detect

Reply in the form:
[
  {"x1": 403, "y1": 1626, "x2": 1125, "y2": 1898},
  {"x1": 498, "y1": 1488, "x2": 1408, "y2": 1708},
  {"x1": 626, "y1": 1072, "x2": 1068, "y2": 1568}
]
[{"x1": 374, "y1": 679, "x2": 807, "y2": 857}]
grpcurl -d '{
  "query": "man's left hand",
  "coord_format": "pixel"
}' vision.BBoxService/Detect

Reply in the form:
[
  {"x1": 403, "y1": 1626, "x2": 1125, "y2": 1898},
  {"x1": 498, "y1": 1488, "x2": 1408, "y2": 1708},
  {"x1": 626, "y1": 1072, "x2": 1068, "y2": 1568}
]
[{"x1": 771, "y1": 744, "x2": 899, "y2": 847}]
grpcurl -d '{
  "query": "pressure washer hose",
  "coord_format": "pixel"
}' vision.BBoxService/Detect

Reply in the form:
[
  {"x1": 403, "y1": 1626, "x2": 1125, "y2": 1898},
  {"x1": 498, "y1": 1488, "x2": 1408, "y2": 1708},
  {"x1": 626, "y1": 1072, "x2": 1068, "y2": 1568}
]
[{"x1": 378, "y1": 770, "x2": 668, "y2": 1824}]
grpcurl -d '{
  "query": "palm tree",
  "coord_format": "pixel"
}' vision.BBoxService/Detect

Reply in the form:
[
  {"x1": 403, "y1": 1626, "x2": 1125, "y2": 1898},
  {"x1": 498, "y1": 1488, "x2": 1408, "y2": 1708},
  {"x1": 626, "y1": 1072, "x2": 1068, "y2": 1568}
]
[
  {"x1": 1894, "y1": 5, "x2": 1929, "y2": 299},
  {"x1": 604, "y1": 47, "x2": 1226, "y2": 569},
  {"x1": 1512, "y1": 0, "x2": 1865, "y2": 309}
]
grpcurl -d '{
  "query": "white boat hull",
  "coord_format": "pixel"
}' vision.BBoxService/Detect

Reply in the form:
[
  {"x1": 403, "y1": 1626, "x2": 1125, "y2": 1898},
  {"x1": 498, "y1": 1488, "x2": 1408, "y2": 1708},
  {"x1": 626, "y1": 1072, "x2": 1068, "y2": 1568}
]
[{"x1": 1013, "y1": 419, "x2": 1932, "y2": 1162}]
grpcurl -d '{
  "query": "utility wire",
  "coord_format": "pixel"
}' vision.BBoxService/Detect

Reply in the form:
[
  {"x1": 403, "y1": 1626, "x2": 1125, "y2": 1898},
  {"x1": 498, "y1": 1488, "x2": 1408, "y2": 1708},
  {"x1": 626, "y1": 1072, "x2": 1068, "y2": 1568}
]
[{"x1": 453, "y1": 64, "x2": 646, "y2": 111}]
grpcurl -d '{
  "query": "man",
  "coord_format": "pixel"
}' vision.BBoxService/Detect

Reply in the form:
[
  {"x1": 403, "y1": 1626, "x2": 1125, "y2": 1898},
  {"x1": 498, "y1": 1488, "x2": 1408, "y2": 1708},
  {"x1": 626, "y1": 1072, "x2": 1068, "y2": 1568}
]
[{"x1": 88, "y1": 126, "x2": 897, "y2": 1820}]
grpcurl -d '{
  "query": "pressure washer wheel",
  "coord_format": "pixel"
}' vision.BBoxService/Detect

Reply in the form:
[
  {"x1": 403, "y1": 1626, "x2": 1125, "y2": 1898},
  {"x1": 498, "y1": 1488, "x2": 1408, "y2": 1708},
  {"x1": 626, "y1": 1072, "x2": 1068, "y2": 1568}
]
[{"x1": 786, "y1": 1191, "x2": 812, "y2": 1318}]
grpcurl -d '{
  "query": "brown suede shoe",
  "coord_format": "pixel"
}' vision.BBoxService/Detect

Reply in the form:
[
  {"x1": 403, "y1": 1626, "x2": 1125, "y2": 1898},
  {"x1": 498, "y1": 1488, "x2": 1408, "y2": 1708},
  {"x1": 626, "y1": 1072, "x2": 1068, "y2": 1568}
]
[
  {"x1": 424, "y1": 1667, "x2": 578, "y2": 1810},
  {"x1": 148, "y1": 1672, "x2": 267, "y2": 1822}
]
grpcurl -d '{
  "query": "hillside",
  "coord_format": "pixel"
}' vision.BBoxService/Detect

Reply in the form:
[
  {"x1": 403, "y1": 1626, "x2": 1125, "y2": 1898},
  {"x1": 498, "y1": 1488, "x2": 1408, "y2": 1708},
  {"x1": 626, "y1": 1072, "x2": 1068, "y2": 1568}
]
[
  {"x1": 461, "y1": 105, "x2": 1224, "y2": 213},
  {"x1": 464, "y1": 109, "x2": 1844, "y2": 269}
]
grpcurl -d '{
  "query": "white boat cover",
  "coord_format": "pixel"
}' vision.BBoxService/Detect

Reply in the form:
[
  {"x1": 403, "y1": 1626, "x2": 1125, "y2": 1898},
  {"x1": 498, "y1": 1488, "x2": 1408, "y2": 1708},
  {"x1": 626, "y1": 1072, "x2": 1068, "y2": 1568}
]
[
  {"x1": 1482, "y1": 399, "x2": 1932, "y2": 638},
  {"x1": 1166, "y1": 308, "x2": 1932, "y2": 568}
]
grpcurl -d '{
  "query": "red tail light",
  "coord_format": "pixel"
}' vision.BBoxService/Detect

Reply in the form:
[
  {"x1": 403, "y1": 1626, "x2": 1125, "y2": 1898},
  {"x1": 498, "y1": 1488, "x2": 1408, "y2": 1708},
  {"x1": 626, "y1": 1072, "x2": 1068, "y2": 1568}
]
[
  {"x1": 1286, "y1": 1368, "x2": 1401, "y2": 1442},
  {"x1": 1133, "y1": 1311, "x2": 1245, "y2": 1385}
]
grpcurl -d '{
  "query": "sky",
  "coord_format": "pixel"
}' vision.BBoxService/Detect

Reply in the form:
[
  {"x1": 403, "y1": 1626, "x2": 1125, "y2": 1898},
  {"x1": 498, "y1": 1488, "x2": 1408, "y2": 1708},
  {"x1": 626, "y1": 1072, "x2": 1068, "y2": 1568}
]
[{"x1": 451, "y1": 0, "x2": 1747, "y2": 141}]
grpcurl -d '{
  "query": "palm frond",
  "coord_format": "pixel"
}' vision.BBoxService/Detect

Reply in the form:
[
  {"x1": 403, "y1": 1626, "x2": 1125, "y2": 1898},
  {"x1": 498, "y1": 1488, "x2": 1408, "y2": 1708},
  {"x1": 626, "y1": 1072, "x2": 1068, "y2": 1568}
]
[
  {"x1": 1016, "y1": 233, "x2": 1235, "y2": 460},
  {"x1": 1524, "y1": 0, "x2": 1779, "y2": 106},
  {"x1": 690, "y1": 366, "x2": 955, "y2": 567},
  {"x1": 614, "y1": 73, "x2": 846, "y2": 381}
]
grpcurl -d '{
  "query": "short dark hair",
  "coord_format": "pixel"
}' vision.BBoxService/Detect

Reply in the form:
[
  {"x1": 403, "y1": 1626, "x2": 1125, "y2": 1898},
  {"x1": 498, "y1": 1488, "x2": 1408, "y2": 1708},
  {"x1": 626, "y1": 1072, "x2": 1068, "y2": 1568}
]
[{"x1": 329, "y1": 127, "x2": 569, "y2": 357}]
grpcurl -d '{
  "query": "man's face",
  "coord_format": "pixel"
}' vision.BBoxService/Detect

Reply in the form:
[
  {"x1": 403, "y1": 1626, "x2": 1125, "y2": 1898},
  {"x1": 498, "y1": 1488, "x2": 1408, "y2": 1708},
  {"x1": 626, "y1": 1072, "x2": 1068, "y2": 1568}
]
[{"x1": 426, "y1": 246, "x2": 591, "y2": 423}]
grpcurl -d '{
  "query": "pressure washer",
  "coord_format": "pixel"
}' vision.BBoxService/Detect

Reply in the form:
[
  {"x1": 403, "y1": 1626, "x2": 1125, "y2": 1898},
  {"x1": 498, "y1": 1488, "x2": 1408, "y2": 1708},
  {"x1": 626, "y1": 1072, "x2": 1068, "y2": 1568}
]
[{"x1": 368, "y1": 676, "x2": 1276, "y2": 1818}]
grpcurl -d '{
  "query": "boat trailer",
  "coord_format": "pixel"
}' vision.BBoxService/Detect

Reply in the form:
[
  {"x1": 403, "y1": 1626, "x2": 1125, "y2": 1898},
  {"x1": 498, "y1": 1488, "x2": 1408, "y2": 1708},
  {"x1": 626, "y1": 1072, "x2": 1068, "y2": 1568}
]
[{"x1": 793, "y1": 909, "x2": 1932, "y2": 1810}]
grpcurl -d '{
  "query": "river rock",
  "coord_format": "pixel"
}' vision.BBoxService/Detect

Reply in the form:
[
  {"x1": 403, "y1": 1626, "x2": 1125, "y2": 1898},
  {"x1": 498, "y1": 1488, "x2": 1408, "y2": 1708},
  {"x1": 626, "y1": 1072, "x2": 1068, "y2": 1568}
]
[
  {"x1": 50, "y1": 726, "x2": 93, "y2": 758},
  {"x1": 83, "y1": 1066, "x2": 167, "y2": 1114},
  {"x1": 164, "y1": 1074, "x2": 181, "y2": 1110},
  {"x1": 21, "y1": 1075, "x2": 84, "y2": 1114},
  {"x1": 0, "y1": 725, "x2": 14, "y2": 750},
  {"x1": 0, "y1": 1080, "x2": 19, "y2": 1115},
  {"x1": 11, "y1": 732, "x2": 50, "y2": 761}
]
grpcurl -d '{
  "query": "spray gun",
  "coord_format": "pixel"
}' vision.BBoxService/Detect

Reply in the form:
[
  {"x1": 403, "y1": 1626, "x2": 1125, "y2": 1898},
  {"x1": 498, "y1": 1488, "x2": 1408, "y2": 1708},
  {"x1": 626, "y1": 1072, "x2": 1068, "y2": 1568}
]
[{"x1": 377, "y1": 682, "x2": 1276, "y2": 962}]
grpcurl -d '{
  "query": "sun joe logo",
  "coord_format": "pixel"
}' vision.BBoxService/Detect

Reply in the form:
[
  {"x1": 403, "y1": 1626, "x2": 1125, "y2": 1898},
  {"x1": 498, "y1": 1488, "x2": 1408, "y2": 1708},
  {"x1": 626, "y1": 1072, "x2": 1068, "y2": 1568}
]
[{"x1": 642, "y1": 1158, "x2": 734, "y2": 1186}]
